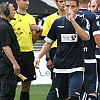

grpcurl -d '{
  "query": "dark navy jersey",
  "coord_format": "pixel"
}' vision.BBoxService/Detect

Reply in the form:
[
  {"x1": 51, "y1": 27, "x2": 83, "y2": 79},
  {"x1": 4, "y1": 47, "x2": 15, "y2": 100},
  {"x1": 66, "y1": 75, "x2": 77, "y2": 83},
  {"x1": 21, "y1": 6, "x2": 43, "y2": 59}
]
[
  {"x1": 93, "y1": 10, "x2": 100, "y2": 59},
  {"x1": 77, "y1": 9, "x2": 100, "y2": 59},
  {"x1": 94, "y1": 10, "x2": 100, "y2": 16},
  {"x1": 45, "y1": 16, "x2": 89, "y2": 69}
]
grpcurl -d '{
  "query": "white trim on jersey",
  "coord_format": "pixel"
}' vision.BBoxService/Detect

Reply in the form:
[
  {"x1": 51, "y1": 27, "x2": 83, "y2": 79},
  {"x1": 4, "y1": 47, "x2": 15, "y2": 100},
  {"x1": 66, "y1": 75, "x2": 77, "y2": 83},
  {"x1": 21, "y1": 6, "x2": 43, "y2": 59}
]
[
  {"x1": 44, "y1": 37, "x2": 54, "y2": 44},
  {"x1": 53, "y1": 67, "x2": 85, "y2": 73},
  {"x1": 84, "y1": 59, "x2": 97, "y2": 63},
  {"x1": 95, "y1": 55, "x2": 100, "y2": 59},
  {"x1": 93, "y1": 30, "x2": 100, "y2": 36}
]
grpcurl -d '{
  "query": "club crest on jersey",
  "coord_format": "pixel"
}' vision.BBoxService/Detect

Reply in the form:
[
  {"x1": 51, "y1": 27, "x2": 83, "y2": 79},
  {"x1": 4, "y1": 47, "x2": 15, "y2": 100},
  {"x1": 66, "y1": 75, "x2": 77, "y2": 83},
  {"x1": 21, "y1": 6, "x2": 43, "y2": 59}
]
[{"x1": 71, "y1": 35, "x2": 76, "y2": 40}]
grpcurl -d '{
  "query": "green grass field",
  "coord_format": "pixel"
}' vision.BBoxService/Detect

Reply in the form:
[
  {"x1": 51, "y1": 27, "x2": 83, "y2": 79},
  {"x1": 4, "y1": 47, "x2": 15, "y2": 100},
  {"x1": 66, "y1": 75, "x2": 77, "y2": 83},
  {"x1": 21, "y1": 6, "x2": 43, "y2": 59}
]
[{"x1": 14, "y1": 84, "x2": 51, "y2": 100}]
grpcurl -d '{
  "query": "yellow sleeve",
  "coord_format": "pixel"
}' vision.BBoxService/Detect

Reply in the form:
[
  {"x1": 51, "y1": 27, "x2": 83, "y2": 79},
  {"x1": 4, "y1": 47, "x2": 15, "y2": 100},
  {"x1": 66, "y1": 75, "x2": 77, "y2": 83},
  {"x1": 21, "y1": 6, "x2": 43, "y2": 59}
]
[{"x1": 42, "y1": 17, "x2": 52, "y2": 36}]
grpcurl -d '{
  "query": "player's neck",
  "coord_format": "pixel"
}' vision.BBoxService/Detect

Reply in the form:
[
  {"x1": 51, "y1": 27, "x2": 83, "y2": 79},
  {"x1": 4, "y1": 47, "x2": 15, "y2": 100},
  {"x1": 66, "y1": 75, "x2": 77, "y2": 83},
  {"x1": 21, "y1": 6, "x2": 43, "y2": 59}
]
[
  {"x1": 79, "y1": 4, "x2": 88, "y2": 9},
  {"x1": 98, "y1": 7, "x2": 100, "y2": 10},
  {"x1": 57, "y1": 10, "x2": 66, "y2": 16}
]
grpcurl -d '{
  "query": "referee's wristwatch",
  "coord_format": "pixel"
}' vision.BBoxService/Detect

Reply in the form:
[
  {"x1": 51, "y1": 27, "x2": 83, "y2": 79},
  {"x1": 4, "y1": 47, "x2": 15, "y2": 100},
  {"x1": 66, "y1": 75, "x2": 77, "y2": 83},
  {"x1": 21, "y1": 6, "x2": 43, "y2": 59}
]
[{"x1": 46, "y1": 58, "x2": 51, "y2": 61}]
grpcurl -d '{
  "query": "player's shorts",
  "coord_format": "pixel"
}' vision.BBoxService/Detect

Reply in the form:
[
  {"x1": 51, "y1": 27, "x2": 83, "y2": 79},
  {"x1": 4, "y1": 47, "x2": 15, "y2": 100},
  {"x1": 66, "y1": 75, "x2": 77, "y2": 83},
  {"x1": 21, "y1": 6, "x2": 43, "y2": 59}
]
[
  {"x1": 17, "y1": 51, "x2": 36, "y2": 82},
  {"x1": 97, "y1": 58, "x2": 100, "y2": 92},
  {"x1": 83, "y1": 63, "x2": 98, "y2": 94},
  {"x1": 55, "y1": 71, "x2": 83, "y2": 99}
]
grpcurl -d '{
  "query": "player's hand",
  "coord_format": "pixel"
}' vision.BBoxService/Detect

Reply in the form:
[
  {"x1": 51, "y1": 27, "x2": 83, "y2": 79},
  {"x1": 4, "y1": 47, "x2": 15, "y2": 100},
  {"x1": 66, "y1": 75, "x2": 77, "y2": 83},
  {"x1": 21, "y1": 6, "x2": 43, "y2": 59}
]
[
  {"x1": 66, "y1": 9, "x2": 75, "y2": 20},
  {"x1": 46, "y1": 59, "x2": 53, "y2": 71},
  {"x1": 34, "y1": 57, "x2": 40, "y2": 69}
]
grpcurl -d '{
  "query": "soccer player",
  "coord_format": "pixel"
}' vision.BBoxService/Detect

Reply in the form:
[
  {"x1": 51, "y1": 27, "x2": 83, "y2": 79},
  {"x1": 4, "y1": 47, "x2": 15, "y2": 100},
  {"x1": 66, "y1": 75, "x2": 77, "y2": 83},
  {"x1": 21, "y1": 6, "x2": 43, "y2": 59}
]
[
  {"x1": 90, "y1": 0, "x2": 98, "y2": 12},
  {"x1": 77, "y1": 0, "x2": 100, "y2": 100},
  {"x1": 91, "y1": 0, "x2": 100, "y2": 99},
  {"x1": 34, "y1": 0, "x2": 90, "y2": 100},
  {"x1": 42, "y1": 0, "x2": 66, "y2": 99}
]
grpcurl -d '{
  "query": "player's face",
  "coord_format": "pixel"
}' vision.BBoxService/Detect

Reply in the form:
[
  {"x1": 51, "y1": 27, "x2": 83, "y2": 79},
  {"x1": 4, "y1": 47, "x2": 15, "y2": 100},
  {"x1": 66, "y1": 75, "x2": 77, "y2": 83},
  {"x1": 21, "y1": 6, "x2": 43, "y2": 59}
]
[
  {"x1": 56, "y1": 0, "x2": 66, "y2": 11},
  {"x1": 65, "y1": 1, "x2": 78, "y2": 14},
  {"x1": 16, "y1": 0, "x2": 29, "y2": 10},
  {"x1": 90, "y1": 1, "x2": 98, "y2": 12}
]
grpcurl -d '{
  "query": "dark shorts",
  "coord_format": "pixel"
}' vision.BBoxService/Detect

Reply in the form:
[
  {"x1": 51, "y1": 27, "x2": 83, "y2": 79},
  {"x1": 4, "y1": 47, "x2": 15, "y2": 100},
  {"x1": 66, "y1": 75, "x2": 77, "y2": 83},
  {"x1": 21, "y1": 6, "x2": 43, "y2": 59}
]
[
  {"x1": 55, "y1": 71, "x2": 83, "y2": 99},
  {"x1": 49, "y1": 47, "x2": 57, "y2": 79},
  {"x1": 17, "y1": 51, "x2": 36, "y2": 82},
  {"x1": 83, "y1": 63, "x2": 98, "y2": 94},
  {"x1": 0, "y1": 59, "x2": 17, "y2": 100},
  {"x1": 97, "y1": 59, "x2": 100, "y2": 83},
  {"x1": 97, "y1": 58, "x2": 100, "y2": 92}
]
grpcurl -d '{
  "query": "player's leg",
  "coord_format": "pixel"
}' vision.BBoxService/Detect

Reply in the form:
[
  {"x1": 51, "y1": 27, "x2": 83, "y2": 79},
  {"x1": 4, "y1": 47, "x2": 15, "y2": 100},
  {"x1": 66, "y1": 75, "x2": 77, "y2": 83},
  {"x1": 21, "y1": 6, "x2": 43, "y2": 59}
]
[
  {"x1": 97, "y1": 58, "x2": 100, "y2": 100},
  {"x1": 86, "y1": 95, "x2": 97, "y2": 100},
  {"x1": 46, "y1": 73, "x2": 58, "y2": 100},
  {"x1": 55, "y1": 73, "x2": 69, "y2": 100},
  {"x1": 68, "y1": 71, "x2": 84, "y2": 100},
  {"x1": 46, "y1": 48, "x2": 57, "y2": 100},
  {"x1": 84, "y1": 63, "x2": 98, "y2": 100}
]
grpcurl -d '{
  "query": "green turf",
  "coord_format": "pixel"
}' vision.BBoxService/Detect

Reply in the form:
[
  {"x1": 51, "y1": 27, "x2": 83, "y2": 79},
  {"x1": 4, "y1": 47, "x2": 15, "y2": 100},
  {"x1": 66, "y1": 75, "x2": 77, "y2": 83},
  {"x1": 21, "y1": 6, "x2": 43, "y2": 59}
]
[{"x1": 14, "y1": 84, "x2": 51, "y2": 100}]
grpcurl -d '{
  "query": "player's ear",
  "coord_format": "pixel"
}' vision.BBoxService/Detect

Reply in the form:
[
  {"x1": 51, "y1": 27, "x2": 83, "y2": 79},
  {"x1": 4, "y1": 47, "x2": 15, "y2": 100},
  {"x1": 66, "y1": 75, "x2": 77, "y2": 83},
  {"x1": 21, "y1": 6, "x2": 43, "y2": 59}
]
[
  {"x1": 54, "y1": 0, "x2": 57, "y2": 3},
  {"x1": 97, "y1": 3, "x2": 99, "y2": 8},
  {"x1": 77, "y1": 6, "x2": 79, "y2": 11},
  {"x1": 16, "y1": 0, "x2": 19, "y2": 3}
]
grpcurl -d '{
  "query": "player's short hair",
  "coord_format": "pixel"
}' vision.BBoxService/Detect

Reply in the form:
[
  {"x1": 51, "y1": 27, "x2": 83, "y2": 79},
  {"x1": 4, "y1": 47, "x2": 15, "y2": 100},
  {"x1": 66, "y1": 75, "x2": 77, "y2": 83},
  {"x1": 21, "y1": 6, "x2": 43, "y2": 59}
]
[
  {"x1": 56, "y1": 0, "x2": 66, "y2": 2},
  {"x1": 79, "y1": 0, "x2": 90, "y2": 4},
  {"x1": 65, "y1": 0, "x2": 79, "y2": 6}
]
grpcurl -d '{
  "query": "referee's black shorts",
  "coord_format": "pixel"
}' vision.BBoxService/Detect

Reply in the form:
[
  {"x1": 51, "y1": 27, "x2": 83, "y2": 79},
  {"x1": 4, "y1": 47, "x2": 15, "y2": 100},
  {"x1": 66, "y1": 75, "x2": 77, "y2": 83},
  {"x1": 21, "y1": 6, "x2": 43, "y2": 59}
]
[{"x1": 17, "y1": 51, "x2": 36, "y2": 82}]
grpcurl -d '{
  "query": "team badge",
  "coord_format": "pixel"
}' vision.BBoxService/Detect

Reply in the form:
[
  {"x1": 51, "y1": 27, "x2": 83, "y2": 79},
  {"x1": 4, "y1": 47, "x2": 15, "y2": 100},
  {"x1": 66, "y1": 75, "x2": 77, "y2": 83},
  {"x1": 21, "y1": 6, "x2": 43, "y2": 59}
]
[{"x1": 71, "y1": 35, "x2": 76, "y2": 40}]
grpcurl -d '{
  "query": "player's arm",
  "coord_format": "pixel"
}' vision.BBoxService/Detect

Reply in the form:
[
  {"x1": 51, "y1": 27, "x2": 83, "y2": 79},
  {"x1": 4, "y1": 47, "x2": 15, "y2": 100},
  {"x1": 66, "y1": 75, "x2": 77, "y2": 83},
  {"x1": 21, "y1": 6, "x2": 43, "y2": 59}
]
[
  {"x1": 94, "y1": 34, "x2": 100, "y2": 49},
  {"x1": 71, "y1": 19, "x2": 89, "y2": 40},
  {"x1": 42, "y1": 18, "x2": 53, "y2": 70},
  {"x1": 67, "y1": 10, "x2": 89, "y2": 40},
  {"x1": 34, "y1": 42, "x2": 52, "y2": 69},
  {"x1": 92, "y1": 16, "x2": 100, "y2": 49},
  {"x1": 44, "y1": 40, "x2": 53, "y2": 71}
]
